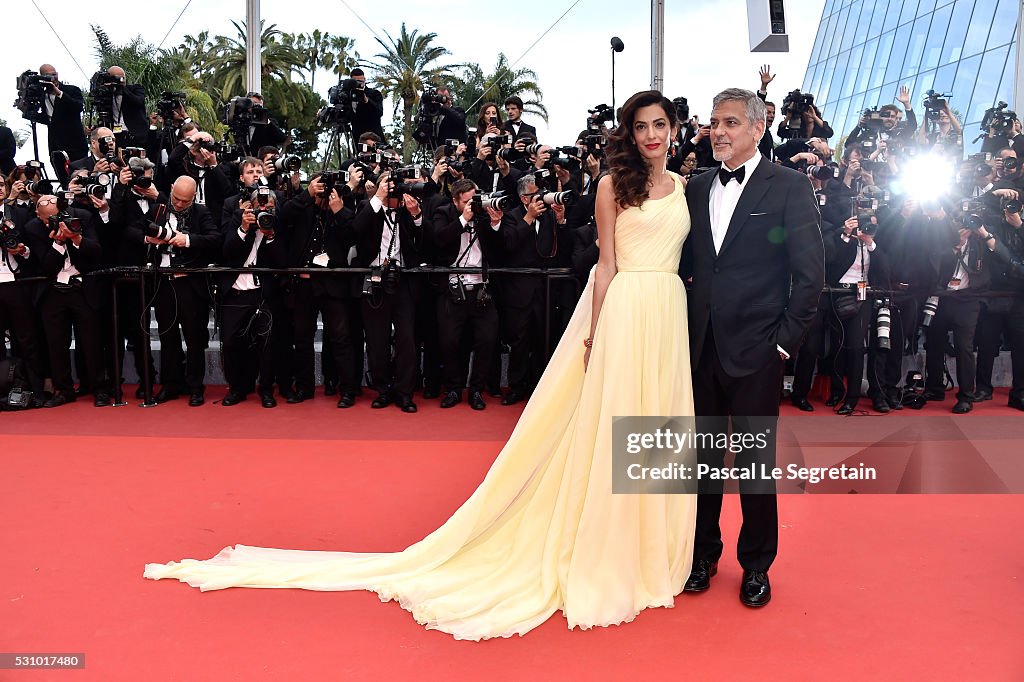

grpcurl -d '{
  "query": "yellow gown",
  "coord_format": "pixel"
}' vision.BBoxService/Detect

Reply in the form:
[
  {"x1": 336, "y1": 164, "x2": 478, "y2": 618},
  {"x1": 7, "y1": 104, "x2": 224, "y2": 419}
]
[{"x1": 145, "y1": 173, "x2": 696, "y2": 641}]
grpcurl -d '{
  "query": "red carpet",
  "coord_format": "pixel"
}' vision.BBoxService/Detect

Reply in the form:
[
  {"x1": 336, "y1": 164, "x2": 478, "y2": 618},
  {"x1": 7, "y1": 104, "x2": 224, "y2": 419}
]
[{"x1": 2, "y1": 388, "x2": 1022, "y2": 680}]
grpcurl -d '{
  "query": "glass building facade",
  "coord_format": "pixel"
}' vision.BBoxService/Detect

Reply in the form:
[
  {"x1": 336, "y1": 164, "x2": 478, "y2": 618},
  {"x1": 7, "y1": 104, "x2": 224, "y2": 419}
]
[{"x1": 802, "y1": 0, "x2": 1019, "y2": 153}]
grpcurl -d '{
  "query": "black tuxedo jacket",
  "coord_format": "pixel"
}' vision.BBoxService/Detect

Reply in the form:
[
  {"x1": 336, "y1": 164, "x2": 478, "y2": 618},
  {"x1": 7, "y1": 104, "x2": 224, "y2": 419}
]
[
  {"x1": 23, "y1": 208, "x2": 104, "y2": 307},
  {"x1": 681, "y1": 161, "x2": 824, "y2": 377},
  {"x1": 218, "y1": 225, "x2": 285, "y2": 299},
  {"x1": 118, "y1": 84, "x2": 150, "y2": 142},
  {"x1": 41, "y1": 85, "x2": 88, "y2": 160},
  {"x1": 0, "y1": 126, "x2": 16, "y2": 176},
  {"x1": 351, "y1": 88, "x2": 385, "y2": 140},
  {"x1": 351, "y1": 200, "x2": 421, "y2": 269},
  {"x1": 110, "y1": 187, "x2": 167, "y2": 266},
  {"x1": 496, "y1": 205, "x2": 571, "y2": 306},
  {"x1": 278, "y1": 191, "x2": 357, "y2": 299},
  {"x1": 504, "y1": 120, "x2": 538, "y2": 142},
  {"x1": 68, "y1": 153, "x2": 102, "y2": 175},
  {"x1": 427, "y1": 203, "x2": 505, "y2": 267}
]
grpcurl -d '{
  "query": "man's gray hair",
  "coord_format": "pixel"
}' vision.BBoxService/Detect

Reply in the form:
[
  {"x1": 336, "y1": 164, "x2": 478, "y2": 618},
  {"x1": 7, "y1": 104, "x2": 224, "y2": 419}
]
[
  {"x1": 128, "y1": 156, "x2": 156, "y2": 171},
  {"x1": 712, "y1": 88, "x2": 767, "y2": 127},
  {"x1": 517, "y1": 174, "x2": 538, "y2": 195}
]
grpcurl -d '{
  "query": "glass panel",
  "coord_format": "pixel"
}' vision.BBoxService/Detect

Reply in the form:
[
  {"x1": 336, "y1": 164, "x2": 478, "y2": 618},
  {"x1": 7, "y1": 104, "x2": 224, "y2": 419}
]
[
  {"x1": 993, "y1": 45, "x2": 1015, "y2": 107},
  {"x1": 940, "y1": 0, "x2": 974, "y2": 64},
  {"x1": 864, "y1": 87, "x2": 883, "y2": 109},
  {"x1": 809, "y1": 20, "x2": 828, "y2": 65},
  {"x1": 841, "y1": 1, "x2": 864, "y2": 52},
  {"x1": 831, "y1": 6, "x2": 851, "y2": 58},
  {"x1": 932, "y1": 62, "x2": 958, "y2": 94},
  {"x1": 902, "y1": 14, "x2": 932, "y2": 79},
  {"x1": 922, "y1": 4, "x2": 953, "y2": 71},
  {"x1": 870, "y1": 30, "x2": 897, "y2": 90},
  {"x1": 899, "y1": 0, "x2": 917, "y2": 24},
  {"x1": 818, "y1": 56, "x2": 840, "y2": 104},
  {"x1": 883, "y1": 0, "x2": 903, "y2": 31},
  {"x1": 962, "y1": 0, "x2": 997, "y2": 58},
  {"x1": 916, "y1": 0, "x2": 937, "y2": 15},
  {"x1": 824, "y1": 0, "x2": 838, "y2": 16},
  {"x1": 988, "y1": 0, "x2": 1019, "y2": 48},
  {"x1": 869, "y1": 0, "x2": 890, "y2": 35},
  {"x1": 949, "y1": 53, "x2": 981, "y2": 125},
  {"x1": 843, "y1": 46, "x2": 863, "y2": 98},
  {"x1": 883, "y1": 22, "x2": 912, "y2": 85},
  {"x1": 968, "y1": 45, "x2": 1011, "y2": 122},
  {"x1": 855, "y1": 37, "x2": 880, "y2": 94}
]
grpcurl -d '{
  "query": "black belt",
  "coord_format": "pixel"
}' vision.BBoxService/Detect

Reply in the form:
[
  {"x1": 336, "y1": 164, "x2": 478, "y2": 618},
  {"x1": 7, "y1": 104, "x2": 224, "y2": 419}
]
[
  {"x1": 52, "y1": 278, "x2": 83, "y2": 291},
  {"x1": 834, "y1": 282, "x2": 857, "y2": 290}
]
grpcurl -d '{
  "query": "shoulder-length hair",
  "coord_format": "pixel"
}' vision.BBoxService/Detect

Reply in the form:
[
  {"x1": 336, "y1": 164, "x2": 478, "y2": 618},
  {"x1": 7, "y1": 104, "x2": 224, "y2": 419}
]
[{"x1": 605, "y1": 90, "x2": 677, "y2": 208}]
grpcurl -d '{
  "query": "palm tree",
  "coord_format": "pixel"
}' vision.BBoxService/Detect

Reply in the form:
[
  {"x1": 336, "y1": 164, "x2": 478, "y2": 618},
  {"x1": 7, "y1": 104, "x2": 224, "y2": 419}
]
[
  {"x1": 366, "y1": 23, "x2": 457, "y2": 160},
  {"x1": 451, "y1": 53, "x2": 547, "y2": 123},
  {"x1": 328, "y1": 35, "x2": 360, "y2": 80},
  {"x1": 205, "y1": 20, "x2": 306, "y2": 102}
]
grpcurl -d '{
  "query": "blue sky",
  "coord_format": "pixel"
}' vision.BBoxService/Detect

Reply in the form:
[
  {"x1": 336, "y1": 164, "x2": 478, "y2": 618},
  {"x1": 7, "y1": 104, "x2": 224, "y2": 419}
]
[{"x1": 5, "y1": 0, "x2": 826, "y2": 162}]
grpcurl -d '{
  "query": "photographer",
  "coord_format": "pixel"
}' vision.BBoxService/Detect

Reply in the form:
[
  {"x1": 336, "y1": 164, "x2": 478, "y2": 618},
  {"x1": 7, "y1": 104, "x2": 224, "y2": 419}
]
[
  {"x1": 259, "y1": 145, "x2": 302, "y2": 198},
  {"x1": 498, "y1": 173, "x2": 569, "y2": 405},
  {"x1": 132, "y1": 176, "x2": 221, "y2": 406},
  {"x1": 756, "y1": 65, "x2": 777, "y2": 161},
  {"x1": 428, "y1": 178, "x2": 505, "y2": 410},
  {"x1": 168, "y1": 130, "x2": 234, "y2": 232},
  {"x1": 503, "y1": 97, "x2": 537, "y2": 142},
  {"x1": 96, "y1": 66, "x2": 148, "y2": 147},
  {"x1": 918, "y1": 98, "x2": 963, "y2": 157},
  {"x1": 435, "y1": 87, "x2": 468, "y2": 144},
  {"x1": 0, "y1": 178, "x2": 45, "y2": 402},
  {"x1": 69, "y1": 127, "x2": 120, "y2": 175},
  {"x1": 993, "y1": 147, "x2": 1023, "y2": 192},
  {"x1": 847, "y1": 86, "x2": 918, "y2": 151},
  {"x1": 980, "y1": 104, "x2": 1021, "y2": 155},
  {"x1": 463, "y1": 133, "x2": 522, "y2": 197},
  {"x1": 974, "y1": 187, "x2": 1024, "y2": 409},
  {"x1": 668, "y1": 117, "x2": 714, "y2": 171},
  {"x1": 348, "y1": 68, "x2": 385, "y2": 141},
  {"x1": 33, "y1": 64, "x2": 88, "y2": 177},
  {"x1": 218, "y1": 184, "x2": 285, "y2": 407},
  {"x1": 777, "y1": 89, "x2": 834, "y2": 140},
  {"x1": 243, "y1": 92, "x2": 288, "y2": 155},
  {"x1": 278, "y1": 170, "x2": 362, "y2": 407},
  {"x1": 922, "y1": 200, "x2": 992, "y2": 413},
  {"x1": 23, "y1": 195, "x2": 108, "y2": 407},
  {"x1": 352, "y1": 171, "x2": 423, "y2": 413}
]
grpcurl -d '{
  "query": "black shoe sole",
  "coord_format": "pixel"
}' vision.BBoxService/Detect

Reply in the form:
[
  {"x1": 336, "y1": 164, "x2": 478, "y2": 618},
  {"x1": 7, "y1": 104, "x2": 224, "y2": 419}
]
[{"x1": 740, "y1": 594, "x2": 772, "y2": 608}]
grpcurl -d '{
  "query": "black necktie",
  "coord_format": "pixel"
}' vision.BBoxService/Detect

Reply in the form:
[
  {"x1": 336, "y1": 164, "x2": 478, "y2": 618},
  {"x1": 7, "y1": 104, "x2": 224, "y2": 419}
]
[{"x1": 718, "y1": 166, "x2": 745, "y2": 186}]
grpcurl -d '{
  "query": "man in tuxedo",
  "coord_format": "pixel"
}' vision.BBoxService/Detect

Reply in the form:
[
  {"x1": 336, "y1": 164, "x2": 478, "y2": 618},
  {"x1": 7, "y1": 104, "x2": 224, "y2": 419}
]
[
  {"x1": 36, "y1": 64, "x2": 88, "y2": 180},
  {"x1": 348, "y1": 68, "x2": 385, "y2": 141},
  {"x1": 434, "y1": 87, "x2": 468, "y2": 144},
  {"x1": 680, "y1": 88, "x2": 824, "y2": 607},
  {"x1": 101, "y1": 66, "x2": 149, "y2": 147},
  {"x1": 167, "y1": 131, "x2": 235, "y2": 232},
  {"x1": 0, "y1": 125, "x2": 16, "y2": 176},
  {"x1": 503, "y1": 97, "x2": 537, "y2": 142},
  {"x1": 244, "y1": 93, "x2": 288, "y2": 155}
]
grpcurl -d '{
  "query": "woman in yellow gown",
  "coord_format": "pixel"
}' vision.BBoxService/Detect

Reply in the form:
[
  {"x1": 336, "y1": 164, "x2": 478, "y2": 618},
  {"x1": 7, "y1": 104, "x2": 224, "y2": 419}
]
[{"x1": 145, "y1": 91, "x2": 696, "y2": 641}]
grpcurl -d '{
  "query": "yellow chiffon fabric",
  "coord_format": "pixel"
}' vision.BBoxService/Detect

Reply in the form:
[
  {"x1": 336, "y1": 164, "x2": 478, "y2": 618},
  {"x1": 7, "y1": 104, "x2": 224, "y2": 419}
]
[{"x1": 145, "y1": 173, "x2": 696, "y2": 641}]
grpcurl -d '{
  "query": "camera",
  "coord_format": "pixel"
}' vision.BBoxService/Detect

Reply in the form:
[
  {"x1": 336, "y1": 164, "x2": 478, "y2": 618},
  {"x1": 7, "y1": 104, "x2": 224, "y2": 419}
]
[
  {"x1": 540, "y1": 190, "x2": 577, "y2": 206},
  {"x1": 981, "y1": 101, "x2": 1017, "y2": 135},
  {"x1": 671, "y1": 97, "x2": 689, "y2": 124},
  {"x1": 126, "y1": 166, "x2": 153, "y2": 190},
  {"x1": 88, "y1": 70, "x2": 123, "y2": 125},
  {"x1": 144, "y1": 204, "x2": 176, "y2": 242},
  {"x1": 318, "y1": 170, "x2": 350, "y2": 199},
  {"x1": 271, "y1": 155, "x2": 301, "y2": 173},
  {"x1": 472, "y1": 191, "x2": 513, "y2": 212},
  {"x1": 1001, "y1": 156, "x2": 1020, "y2": 174},
  {"x1": 588, "y1": 104, "x2": 614, "y2": 125},
  {"x1": 392, "y1": 182, "x2": 430, "y2": 199},
  {"x1": 859, "y1": 107, "x2": 888, "y2": 131},
  {"x1": 921, "y1": 296, "x2": 940, "y2": 327},
  {"x1": 121, "y1": 147, "x2": 146, "y2": 161},
  {"x1": 255, "y1": 208, "x2": 276, "y2": 231},
  {"x1": 157, "y1": 91, "x2": 187, "y2": 123},
  {"x1": 875, "y1": 299, "x2": 892, "y2": 351},
  {"x1": 1002, "y1": 198, "x2": 1023, "y2": 215},
  {"x1": 783, "y1": 89, "x2": 815, "y2": 116},
  {"x1": 362, "y1": 260, "x2": 400, "y2": 297},
  {"x1": 809, "y1": 163, "x2": 839, "y2": 181},
  {"x1": 97, "y1": 135, "x2": 117, "y2": 163},
  {"x1": 14, "y1": 70, "x2": 57, "y2": 123},
  {"x1": 923, "y1": 90, "x2": 951, "y2": 121},
  {"x1": 393, "y1": 165, "x2": 422, "y2": 182},
  {"x1": 960, "y1": 198, "x2": 987, "y2": 230},
  {"x1": 224, "y1": 95, "x2": 267, "y2": 128},
  {"x1": 1, "y1": 219, "x2": 22, "y2": 251},
  {"x1": 24, "y1": 179, "x2": 56, "y2": 195},
  {"x1": 48, "y1": 211, "x2": 81, "y2": 234},
  {"x1": 318, "y1": 78, "x2": 365, "y2": 127},
  {"x1": 71, "y1": 172, "x2": 112, "y2": 199}
]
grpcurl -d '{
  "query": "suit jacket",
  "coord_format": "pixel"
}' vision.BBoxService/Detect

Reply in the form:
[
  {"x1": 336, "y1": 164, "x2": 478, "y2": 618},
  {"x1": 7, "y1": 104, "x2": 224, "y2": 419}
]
[
  {"x1": 496, "y1": 205, "x2": 572, "y2": 306},
  {"x1": 504, "y1": 120, "x2": 538, "y2": 142},
  {"x1": 427, "y1": 202, "x2": 505, "y2": 267},
  {"x1": 0, "y1": 126, "x2": 16, "y2": 176},
  {"x1": 117, "y1": 84, "x2": 150, "y2": 142},
  {"x1": 167, "y1": 146, "x2": 234, "y2": 234},
  {"x1": 41, "y1": 85, "x2": 88, "y2": 160},
  {"x1": 23, "y1": 207, "x2": 104, "y2": 308},
  {"x1": 681, "y1": 160, "x2": 824, "y2": 377},
  {"x1": 278, "y1": 191, "x2": 357, "y2": 299},
  {"x1": 110, "y1": 186, "x2": 167, "y2": 266},
  {"x1": 218, "y1": 224, "x2": 285, "y2": 299},
  {"x1": 437, "y1": 107, "x2": 468, "y2": 144},
  {"x1": 351, "y1": 88, "x2": 385, "y2": 140}
]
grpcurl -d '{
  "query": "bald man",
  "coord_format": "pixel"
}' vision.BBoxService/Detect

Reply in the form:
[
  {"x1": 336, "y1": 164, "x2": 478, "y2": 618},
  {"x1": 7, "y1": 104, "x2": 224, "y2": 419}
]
[
  {"x1": 37, "y1": 64, "x2": 87, "y2": 177},
  {"x1": 130, "y1": 175, "x2": 221, "y2": 405},
  {"x1": 102, "y1": 65, "x2": 148, "y2": 146}
]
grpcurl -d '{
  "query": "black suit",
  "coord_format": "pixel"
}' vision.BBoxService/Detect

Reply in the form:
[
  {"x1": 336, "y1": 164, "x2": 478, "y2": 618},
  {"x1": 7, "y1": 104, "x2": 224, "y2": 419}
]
[
  {"x1": 0, "y1": 126, "x2": 16, "y2": 176},
  {"x1": 0, "y1": 207, "x2": 45, "y2": 392},
  {"x1": 681, "y1": 159, "x2": 824, "y2": 573},
  {"x1": 503, "y1": 119, "x2": 537, "y2": 142},
  {"x1": 113, "y1": 84, "x2": 149, "y2": 146},
  {"x1": 41, "y1": 85, "x2": 88, "y2": 163},
  {"x1": 436, "y1": 107, "x2": 468, "y2": 144},
  {"x1": 351, "y1": 88, "x2": 385, "y2": 141}
]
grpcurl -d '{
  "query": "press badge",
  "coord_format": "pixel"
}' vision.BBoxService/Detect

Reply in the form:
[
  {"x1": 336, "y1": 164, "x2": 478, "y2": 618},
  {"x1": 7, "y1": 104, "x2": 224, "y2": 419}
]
[{"x1": 313, "y1": 252, "x2": 330, "y2": 267}]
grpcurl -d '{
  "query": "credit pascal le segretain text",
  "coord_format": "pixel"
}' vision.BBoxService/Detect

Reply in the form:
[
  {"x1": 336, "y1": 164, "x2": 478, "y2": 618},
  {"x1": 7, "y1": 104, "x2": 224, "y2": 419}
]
[{"x1": 626, "y1": 462, "x2": 878, "y2": 485}]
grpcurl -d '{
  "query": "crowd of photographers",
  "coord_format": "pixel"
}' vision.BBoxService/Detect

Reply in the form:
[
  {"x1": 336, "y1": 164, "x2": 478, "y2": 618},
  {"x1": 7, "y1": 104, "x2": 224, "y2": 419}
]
[{"x1": 2, "y1": 61, "x2": 1024, "y2": 416}]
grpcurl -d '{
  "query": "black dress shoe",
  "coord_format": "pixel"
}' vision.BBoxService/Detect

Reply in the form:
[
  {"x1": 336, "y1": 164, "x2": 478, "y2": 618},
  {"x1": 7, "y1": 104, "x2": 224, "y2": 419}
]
[
  {"x1": 740, "y1": 570, "x2": 771, "y2": 607},
  {"x1": 188, "y1": 392, "x2": 205, "y2": 407},
  {"x1": 824, "y1": 394, "x2": 842, "y2": 407},
  {"x1": 836, "y1": 402, "x2": 856, "y2": 416},
  {"x1": 489, "y1": 387, "x2": 503, "y2": 399},
  {"x1": 323, "y1": 380, "x2": 338, "y2": 396},
  {"x1": 791, "y1": 398, "x2": 814, "y2": 412},
  {"x1": 287, "y1": 390, "x2": 313, "y2": 404},
  {"x1": 501, "y1": 390, "x2": 525, "y2": 406},
  {"x1": 1008, "y1": 397, "x2": 1024, "y2": 411},
  {"x1": 468, "y1": 391, "x2": 486, "y2": 410},
  {"x1": 44, "y1": 391, "x2": 76, "y2": 408},
  {"x1": 337, "y1": 392, "x2": 356, "y2": 409},
  {"x1": 260, "y1": 393, "x2": 278, "y2": 408},
  {"x1": 952, "y1": 399, "x2": 972, "y2": 414},
  {"x1": 440, "y1": 390, "x2": 461, "y2": 408},
  {"x1": 422, "y1": 388, "x2": 440, "y2": 400},
  {"x1": 683, "y1": 559, "x2": 718, "y2": 592},
  {"x1": 396, "y1": 396, "x2": 417, "y2": 413},
  {"x1": 922, "y1": 389, "x2": 946, "y2": 402},
  {"x1": 221, "y1": 391, "x2": 246, "y2": 406},
  {"x1": 371, "y1": 393, "x2": 392, "y2": 409},
  {"x1": 886, "y1": 395, "x2": 904, "y2": 411},
  {"x1": 154, "y1": 388, "x2": 180, "y2": 404},
  {"x1": 974, "y1": 390, "x2": 993, "y2": 402},
  {"x1": 871, "y1": 397, "x2": 891, "y2": 413},
  {"x1": 93, "y1": 391, "x2": 112, "y2": 407}
]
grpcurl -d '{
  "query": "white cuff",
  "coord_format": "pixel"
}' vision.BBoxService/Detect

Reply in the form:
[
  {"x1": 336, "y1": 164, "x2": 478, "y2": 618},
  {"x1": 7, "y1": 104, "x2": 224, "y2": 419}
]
[
  {"x1": 777, "y1": 345, "x2": 790, "y2": 360},
  {"x1": 184, "y1": 234, "x2": 191, "y2": 249},
  {"x1": 459, "y1": 215, "x2": 470, "y2": 229},
  {"x1": 99, "y1": 209, "x2": 110, "y2": 224},
  {"x1": 370, "y1": 196, "x2": 384, "y2": 213},
  {"x1": 237, "y1": 228, "x2": 247, "y2": 240},
  {"x1": 52, "y1": 242, "x2": 67, "y2": 255}
]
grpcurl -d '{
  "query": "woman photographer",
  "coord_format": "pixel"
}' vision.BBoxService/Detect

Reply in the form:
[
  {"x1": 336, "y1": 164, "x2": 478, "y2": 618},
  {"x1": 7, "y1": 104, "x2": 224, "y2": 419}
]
[{"x1": 475, "y1": 103, "x2": 503, "y2": 142}]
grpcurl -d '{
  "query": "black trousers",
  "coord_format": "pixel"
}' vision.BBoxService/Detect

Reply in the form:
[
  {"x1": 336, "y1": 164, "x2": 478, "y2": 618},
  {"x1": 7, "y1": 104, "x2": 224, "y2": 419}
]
[
  {"x1": 502, "y1": 293, "x2": 546, "y2": 394},
  {"x1": 975, "y1": 294, "x2": 1024, "y2": 402},
  {"x1": 40, "y1": 286, "x2": 104, "y2": 394},
  {"x1": 114, "y1": 276, "x2": 157, "y2": 386},
  {"x1": 361, "y1": 279, "x2": 416, "y2": 398},
  {"x1": 437, "y1": 287, "x2": 499, "y2": 392},
  {"x1": 791, "y1": 293, "x2": 828, "y2": 401},
  {"x1": 291, "y1": 279, "x2": 359, "y2": 394},
  {"x1": 0, "y1": 282, "x2": 45, "y2": 392},
  {"x1": 825, "y1": 293, "x2": 871, "y2": 404},
  {"x1": 220, "y1": 288, "x2": 274, "y2": 395},
  {"x1": 867, "y1": 293, "x2": 920, "y2": 401},
  {"x1": 925, "y1": 294, "x2": 982, "y2": 401},
  {"x1": 415, "y1": 285, "x2": 442, "y2": 394},
  {"x1": 154, "y1": 276, "x2": 210, "y2": 393},
  {"x1": 693, "y1": 327, "x2": 782, "y2": 573}
]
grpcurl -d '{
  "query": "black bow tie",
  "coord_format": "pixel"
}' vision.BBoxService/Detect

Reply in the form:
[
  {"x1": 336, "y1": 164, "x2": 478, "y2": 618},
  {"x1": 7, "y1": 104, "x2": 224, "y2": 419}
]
[{"x1": 718, "y1": 166, "x2": 746, "y2": 186}]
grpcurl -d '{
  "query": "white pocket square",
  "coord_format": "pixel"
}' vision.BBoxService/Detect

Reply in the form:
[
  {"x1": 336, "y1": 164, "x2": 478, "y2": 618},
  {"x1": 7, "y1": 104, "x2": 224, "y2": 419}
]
[{"x1": 749, "y1": 212, "x2": 767, "y2": 216}]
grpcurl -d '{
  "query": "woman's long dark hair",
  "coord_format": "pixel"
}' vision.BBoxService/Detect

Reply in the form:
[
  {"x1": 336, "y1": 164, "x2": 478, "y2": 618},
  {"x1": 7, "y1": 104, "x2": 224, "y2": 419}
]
[
  {"x1": 476, "y1": 102, "x2": 502, "y2": 139},
  {"x1": 606, "y1": 90, "x2": 678, "y2": 208}
]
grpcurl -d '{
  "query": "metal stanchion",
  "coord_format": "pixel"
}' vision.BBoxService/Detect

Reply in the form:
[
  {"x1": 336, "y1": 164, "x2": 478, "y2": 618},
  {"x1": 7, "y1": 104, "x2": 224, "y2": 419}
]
[
  {"x1": 110, "y1": 276, "x2": 127, "y2": 406},
  {"x1": 138, "y1": 271, "x2": 156, "y2": 407}
]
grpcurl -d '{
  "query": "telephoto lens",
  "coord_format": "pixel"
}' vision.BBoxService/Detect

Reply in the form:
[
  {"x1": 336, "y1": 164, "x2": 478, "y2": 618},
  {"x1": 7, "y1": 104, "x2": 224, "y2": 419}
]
[
  {"x1": 1003, "y1": 199, "x2": 1023, "y2": 215},
  {"x1": 876, "y1": 305, "x2": 891, "y2": 350},
  {"x1": 921, "y1": 296, "x2": 939, "y2": 327},
  {"x1": 540, "y1": 190, "x2": 577, "y2": 206},
  {"x1": 272, "y1": 155, "x2": 301, "y2": 173}
]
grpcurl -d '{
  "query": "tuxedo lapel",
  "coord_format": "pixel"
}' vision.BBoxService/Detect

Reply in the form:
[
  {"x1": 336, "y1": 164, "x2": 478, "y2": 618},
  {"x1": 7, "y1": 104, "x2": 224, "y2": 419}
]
[
  {"x1": 717, "y1": 160, "x2": 775, "y2": 258},
  {"x1": 692, "y1": 171, "x2": 716, "y2": 260}
]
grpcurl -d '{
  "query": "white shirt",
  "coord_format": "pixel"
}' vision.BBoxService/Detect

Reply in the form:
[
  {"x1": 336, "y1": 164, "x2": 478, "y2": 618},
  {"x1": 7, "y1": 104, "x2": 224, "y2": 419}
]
[
  {"x1": 232, "y1": 228, "x2": 268, "y2": 291},
  {"x1": 452, "y1": 216, "x2": 501, "y2": 285},
  {"x1": 838, "y1": 237, "x2": 876, "y2": 284},
  {"x1": 369, "y1": 196, "x2": 418, "y2": 268},
  {"x1": 709, "y1": 152, "x2": 762, "y2": 255},
  {"x1": 52, "y1": 241, "x2": 82, "y2": 284},
  {"x1": 948, "y1": 239, "x2": 972, "y2": 291},
  {"x1": 45, "y1": 93, "x2": 56, "y2": 118}
]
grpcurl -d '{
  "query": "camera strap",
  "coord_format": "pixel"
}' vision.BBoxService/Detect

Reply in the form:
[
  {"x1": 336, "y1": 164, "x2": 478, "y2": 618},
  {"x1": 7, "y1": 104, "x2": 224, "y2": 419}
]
[
  {"x1": 452, "y1": 230, "x2": 480, "y2": 284},
  {"x1": 380, "y1": 208, "x2": 399, "y2": 266}
]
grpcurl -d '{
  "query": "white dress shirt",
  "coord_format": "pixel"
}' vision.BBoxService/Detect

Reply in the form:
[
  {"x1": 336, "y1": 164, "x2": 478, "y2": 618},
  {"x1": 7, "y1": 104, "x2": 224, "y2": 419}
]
[
  {"x1": 709, "y1": 152, "x2": 763, "y2": 255},
  {"x1": 232, "y1": 228, "x2": 268, "y2": 291},
  {"x1": 369, "y1": 196, "x2": 418, "y2": 268}
]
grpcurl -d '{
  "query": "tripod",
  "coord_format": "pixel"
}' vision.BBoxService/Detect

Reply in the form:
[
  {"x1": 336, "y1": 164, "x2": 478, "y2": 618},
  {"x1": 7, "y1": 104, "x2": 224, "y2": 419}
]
[{"x1": 322, "y1": 120, "x2": 354, "y2": 170}]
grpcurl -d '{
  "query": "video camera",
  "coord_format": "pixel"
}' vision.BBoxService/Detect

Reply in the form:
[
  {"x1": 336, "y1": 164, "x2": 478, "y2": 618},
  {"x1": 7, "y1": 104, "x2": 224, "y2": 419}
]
[
  {"x1": 318, "y1": 78, "x2": 365, "y2": 127},
  {"x1": 156, "y1": 91, "x2": 187, "y2": 124},
  {"x1": 14, "y1": 70, "x2": 57, "y2": 123},
  {"x1": 981, "y1": 101, "x2": 1018, "y2": 136},
  {"x1": 1, "y1": 218, "x2": 22, "y2": 251},
  {"x1": 224, "y1": 95, "x2": 268, "y2": 128},
  {"x1": 783, "y1": 89, "x2": 815, "y2": 116},
  {"x1": 923, "y1": 90, "x2": 952, "y2": 122},
  {"x1": 587, "y1": 104, "x2": 614, "y2": 126},
  {"x1": 671, "y1": 97, "x2": 689, "y2": 125},
  {"x1": 89, "y1": 70, "x2": 124, "y2": 126}
]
